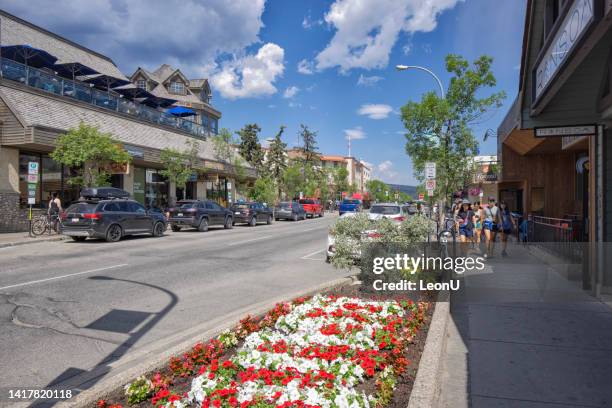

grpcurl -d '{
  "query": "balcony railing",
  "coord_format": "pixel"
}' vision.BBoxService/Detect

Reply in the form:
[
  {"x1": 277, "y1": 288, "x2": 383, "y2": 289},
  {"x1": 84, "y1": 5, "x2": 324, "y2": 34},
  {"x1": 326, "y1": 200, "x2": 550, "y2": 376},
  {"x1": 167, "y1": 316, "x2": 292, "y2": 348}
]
[{"x1": 0, "y1": 58, "x2": 215, "y2": 139}]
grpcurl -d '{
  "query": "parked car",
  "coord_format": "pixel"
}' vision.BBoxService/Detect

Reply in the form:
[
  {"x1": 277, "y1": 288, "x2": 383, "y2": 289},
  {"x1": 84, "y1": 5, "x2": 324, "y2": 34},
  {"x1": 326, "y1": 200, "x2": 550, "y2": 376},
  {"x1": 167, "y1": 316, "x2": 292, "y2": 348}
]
[
  {"x1": 231, "y1": 202, "x2": 274, "y2": 226},
  {"x1": 274, "y1": 201, "x2": 306, "y2": 221},
  {"x1": 60, "y1": 189, "x2": 166, "y2": 242},
  {"x1": 338, "y1": 199, "x2": 361, "y2": 215},
  {"x1": 167, "y1": 200, "x2": 233, "y2": 232},
  {"x1": 368, "y1": 203, "x2": 408, "y2": 222},
  {"x1": 299, "y1": 198, "x2": 324, "y2": 218}
]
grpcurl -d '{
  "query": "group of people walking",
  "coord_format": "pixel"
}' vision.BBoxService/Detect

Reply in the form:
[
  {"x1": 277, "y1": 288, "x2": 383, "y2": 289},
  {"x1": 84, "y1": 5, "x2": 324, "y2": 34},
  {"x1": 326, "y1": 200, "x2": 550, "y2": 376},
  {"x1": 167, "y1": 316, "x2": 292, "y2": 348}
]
[{"x1": 453, "y1": 197, "x2": 516, "y2": 257}]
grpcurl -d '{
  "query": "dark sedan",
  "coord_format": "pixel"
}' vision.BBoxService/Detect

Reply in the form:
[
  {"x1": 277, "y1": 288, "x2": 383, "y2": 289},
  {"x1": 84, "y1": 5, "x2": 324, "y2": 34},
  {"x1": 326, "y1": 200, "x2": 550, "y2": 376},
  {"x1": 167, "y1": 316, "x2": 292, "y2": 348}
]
[
  {"x1": 230, "y1": 202, "x2": 274, "y2": 226},
  {"x1": 274, "y1": 201, "x2": 306, "y2": 221},
  {"x1": 167, "y1": 200, "x2": 233, "y2": 232}
]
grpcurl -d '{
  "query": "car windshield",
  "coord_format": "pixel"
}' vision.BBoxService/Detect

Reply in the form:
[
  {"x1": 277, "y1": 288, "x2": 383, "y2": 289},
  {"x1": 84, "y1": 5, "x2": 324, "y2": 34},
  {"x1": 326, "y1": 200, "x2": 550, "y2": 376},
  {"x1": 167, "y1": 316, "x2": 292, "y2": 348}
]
[
  {"x1": 66, "y1": 203, "x2": 97, "y2": 213},
  {"x1": 299, "y1": 199, "x2": 314, "y2": 204},
  {"x1": 370, "y1": 205, "x2": 400, "y2": 215},
  {"x1": 178, "y1": 202, "x2": 198, "y2": 209},
  {"x1": 232, "y1": 204, "x2": 250, "y2": 209},
  {"x1": 342, "y1": 200, "x2": 359, "y2": 205}
]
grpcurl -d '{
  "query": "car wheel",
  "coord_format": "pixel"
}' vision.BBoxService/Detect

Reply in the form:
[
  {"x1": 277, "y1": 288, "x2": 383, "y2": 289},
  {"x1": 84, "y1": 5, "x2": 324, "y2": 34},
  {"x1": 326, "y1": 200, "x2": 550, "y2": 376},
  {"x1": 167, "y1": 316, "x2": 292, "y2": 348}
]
[
  {"x1": 320, "y1": 211, "x2": 324, "y2": 217},
  {"x1": 106, "y1": 224, "x2": 122, "y2": 242},
  {"x1": 224, "y1": 217, "x2": 233, "y2": 229},
  {"x1": 171, "y1": 225, "x2": 181, "y2": 232},
  {"x1": 292, "y1": 213, "x2": 298, "y2": 222},
  {"x1": 152, "y1": 222, "x2": 165, "y2": 237},
  {"x1": 275, "y1": 218, "x2": 279, "y2": 221},
  {"x1": 249, "y1": 216, "x2": 257, "y2": 227},
  {"x1": 198, "y1": 218, "x2": 209, "y2": 232},
  {"x1": 71, "y1": 236, "x2": 86, "y2": 242},
  {"x1": 267, "y1": 215, "x2": 273, "y2": 225}
]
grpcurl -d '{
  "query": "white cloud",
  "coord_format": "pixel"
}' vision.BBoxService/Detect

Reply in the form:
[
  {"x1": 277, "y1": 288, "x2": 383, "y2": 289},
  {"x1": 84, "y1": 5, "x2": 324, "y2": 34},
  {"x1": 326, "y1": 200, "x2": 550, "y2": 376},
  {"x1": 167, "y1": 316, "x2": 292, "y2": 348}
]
[
  {"x1": 402, "y1": 42, "x2": 412, "y2": 55},
  {"x1": 344, "y1": 126, "x2": 367, "y2": 140},
  {"x1": 375, "y1": 160, "x2": 399, "y2": 181},
  {"x1": 302, "y1": 14, "x2": 323, "y2": 29},
  {"x1": 210, "y1": 43, "x2": 285, "y2": 100},
  {"x1": 283, "y1": 85, "x2": 300, "y2": 99},
  {"x1": 357, "y1": 104, "x2": 393, "y2": 120},
  {"x1": 357, "y1": 74, "x2": 384, "y2": 87},
  {"x1": 297, "y1": 59, "x2": 315, "y2": 75},
  {"x1": 315, "y1": 0, "x2": 461, "y2": 72},
  {"x1": 288, "y1": 101, "x2": 302, "y2": 108}
]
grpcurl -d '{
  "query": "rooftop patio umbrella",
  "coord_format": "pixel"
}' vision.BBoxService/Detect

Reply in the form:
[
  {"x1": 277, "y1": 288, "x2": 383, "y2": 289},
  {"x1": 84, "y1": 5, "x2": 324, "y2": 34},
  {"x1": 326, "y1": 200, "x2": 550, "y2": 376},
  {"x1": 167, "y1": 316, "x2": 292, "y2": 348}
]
[
  {"x1": 138, "y1": 95, "x2": 177, "y2": 108},
  {"x1": 54, "y1": 62, "x2": 99, "y2": 82},
  {"x1": 1, "y1": 44, "x2": 58, "y2": 69},
  {"x1": 167, "y1": 106, "x2": 196, "y2": 117},
  {"x1": 80, "y1": 73, "x2": 131, "y2": 94},
  {"x1": 114, "y1": 84, "x2": 156, "y2": 100}
]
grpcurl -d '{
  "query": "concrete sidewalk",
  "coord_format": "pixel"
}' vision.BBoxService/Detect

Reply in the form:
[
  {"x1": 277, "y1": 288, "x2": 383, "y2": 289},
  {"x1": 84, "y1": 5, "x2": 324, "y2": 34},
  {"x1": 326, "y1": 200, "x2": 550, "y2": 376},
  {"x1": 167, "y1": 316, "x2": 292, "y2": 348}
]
[
  {"x1": 0, "y1": 231, "x2": 66, "y2": 248},
  {"x1": 437, "y1": 244, "x2": 612, "y2": 408}
]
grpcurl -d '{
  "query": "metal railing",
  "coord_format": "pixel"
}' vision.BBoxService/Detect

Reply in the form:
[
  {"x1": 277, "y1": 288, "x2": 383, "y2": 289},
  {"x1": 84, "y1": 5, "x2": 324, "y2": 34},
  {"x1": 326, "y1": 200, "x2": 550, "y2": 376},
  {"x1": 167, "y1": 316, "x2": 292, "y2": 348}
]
[
  {"x1": 0, "y1": 58, "x2": 216, "y2": 139},
  {"x1": 527, "y1": 215, "x2": 585, "y2": 262}
]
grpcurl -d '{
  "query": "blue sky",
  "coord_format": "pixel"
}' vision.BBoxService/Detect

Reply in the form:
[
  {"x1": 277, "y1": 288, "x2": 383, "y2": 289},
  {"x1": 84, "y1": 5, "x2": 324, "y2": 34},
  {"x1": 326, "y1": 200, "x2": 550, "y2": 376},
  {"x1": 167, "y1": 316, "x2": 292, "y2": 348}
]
[{"x1": 2, "y1": 0, "x2": 526, "y2": 185}]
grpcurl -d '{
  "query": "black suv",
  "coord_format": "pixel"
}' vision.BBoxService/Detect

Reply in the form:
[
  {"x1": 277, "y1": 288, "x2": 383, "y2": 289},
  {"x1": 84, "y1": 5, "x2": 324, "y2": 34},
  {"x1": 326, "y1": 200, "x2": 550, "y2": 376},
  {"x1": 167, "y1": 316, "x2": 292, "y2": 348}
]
[
  {"x1": 230, "y1": 202, "x2": 274, "y2": 226},
  {"x1": 167, "y1": 200, "x2": 233, "y2": 232},
  {"x1": 60, "y1": 188, "x2": 166, "y2": 242}
]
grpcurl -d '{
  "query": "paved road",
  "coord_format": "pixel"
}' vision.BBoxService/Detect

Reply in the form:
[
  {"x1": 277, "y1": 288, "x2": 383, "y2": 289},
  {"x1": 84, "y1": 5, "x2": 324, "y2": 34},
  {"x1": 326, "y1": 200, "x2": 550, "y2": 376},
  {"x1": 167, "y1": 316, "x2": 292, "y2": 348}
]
[{"x1": 0, "y1": 214, "x2": 349, "y2": 403}]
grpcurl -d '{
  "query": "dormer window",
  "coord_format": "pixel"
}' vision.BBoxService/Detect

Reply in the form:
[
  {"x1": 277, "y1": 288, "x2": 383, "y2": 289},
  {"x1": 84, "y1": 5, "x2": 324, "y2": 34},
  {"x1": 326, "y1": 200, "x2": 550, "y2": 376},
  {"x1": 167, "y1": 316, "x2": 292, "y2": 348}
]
[
  {"x1": 136, "y1": 79, "x2": 146, "y2": 90},
  {"x1": 169, "y1": 81, "x2": 184, "y2": 94}
]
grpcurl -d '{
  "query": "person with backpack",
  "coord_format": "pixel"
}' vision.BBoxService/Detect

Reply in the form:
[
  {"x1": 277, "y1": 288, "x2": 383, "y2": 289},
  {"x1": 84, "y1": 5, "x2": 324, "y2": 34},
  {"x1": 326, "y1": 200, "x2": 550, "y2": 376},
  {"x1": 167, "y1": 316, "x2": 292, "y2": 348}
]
[
  {"x1": 47, "y1": 192, "x2": 63, "y2": 232},
  {"x1": 498, "y1": 201, "x2": 516, "y2": 257}
]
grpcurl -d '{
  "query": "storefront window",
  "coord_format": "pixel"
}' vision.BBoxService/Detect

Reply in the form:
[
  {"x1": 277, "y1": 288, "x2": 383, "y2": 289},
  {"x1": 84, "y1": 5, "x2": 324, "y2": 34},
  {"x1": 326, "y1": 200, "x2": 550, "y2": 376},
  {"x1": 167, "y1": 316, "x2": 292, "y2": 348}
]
[
  {"x1": 206, "y1": 177, "x2": 228, "y2": 207},
  {"x1": 145, "y1": 168, "x2": 168, "y2": 210}
]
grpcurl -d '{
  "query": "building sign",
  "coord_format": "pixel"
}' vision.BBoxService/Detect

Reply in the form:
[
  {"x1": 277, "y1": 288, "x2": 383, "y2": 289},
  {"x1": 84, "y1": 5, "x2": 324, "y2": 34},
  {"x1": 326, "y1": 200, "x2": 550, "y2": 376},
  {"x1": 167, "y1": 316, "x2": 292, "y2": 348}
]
[
  {"x1": 562, "y1": 134, "x2": 589, "y2": 149},
  {"x1": 124, "y1": 144, "x2": 144, "y2": 159},
  {"x1": 534, "y1": 0, "x2": 596, "y2": 101},
  {"x1": 27, "y1": 162, "x2": 38, "y2": 205},
  {"x1": 28, "y1": 161, "x2": 39, "y2": 175},
  {"x1": 534, "y1": 124, "x2": 596, "y2": 138}
]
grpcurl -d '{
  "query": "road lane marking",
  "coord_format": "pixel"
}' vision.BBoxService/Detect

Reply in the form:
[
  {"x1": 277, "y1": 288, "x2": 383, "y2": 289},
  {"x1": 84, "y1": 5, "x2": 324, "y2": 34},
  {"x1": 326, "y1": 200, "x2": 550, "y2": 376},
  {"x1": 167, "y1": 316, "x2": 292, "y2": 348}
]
[
  {"x1": 0, "y1": 263, "x2": 128, "y2": 291},
  {"x1": 228, "y1": 236, "x2": 274, "y2": 246},
  {"x1": 301, "y1": 248, "x2": 326, "y2": 260}
]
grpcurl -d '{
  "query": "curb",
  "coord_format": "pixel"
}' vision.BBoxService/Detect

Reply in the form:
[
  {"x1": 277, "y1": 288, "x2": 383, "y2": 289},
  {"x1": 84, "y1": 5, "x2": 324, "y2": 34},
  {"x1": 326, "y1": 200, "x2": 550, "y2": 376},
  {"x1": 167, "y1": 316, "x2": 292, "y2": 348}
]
[
  {"x1": 60, "y1": 275, "x2": 358, "y2": 408},
  {"x1": 407, "y1": 290, "x2": 450, "y2": 408},
  {"x1": 0, "y1": 235, "x2": 67, "y2": 248}
]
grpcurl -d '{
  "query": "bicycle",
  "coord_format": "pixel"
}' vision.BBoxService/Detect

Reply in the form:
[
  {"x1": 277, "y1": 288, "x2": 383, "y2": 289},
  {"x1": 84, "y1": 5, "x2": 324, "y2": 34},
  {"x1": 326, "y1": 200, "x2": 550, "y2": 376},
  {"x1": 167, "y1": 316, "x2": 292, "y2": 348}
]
[{"x1": 31, "y1": 213, "x2": 60, "y2": 236}]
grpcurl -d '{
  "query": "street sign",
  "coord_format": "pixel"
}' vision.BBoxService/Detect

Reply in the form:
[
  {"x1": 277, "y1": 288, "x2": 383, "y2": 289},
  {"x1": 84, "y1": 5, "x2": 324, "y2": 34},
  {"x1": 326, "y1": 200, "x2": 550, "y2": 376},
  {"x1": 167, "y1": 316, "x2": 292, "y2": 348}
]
[
  {"x1": 418, "y1": 193, "x2": 425, "y2": 201},
  {"x1": 427, "y1": 189, "x2": 434, "y2": 197},
  {"x1": 425, "y1": 179, "x2": 436, "y2": 191},
  {"x1": 27, "y1": 174, "x2": 39, "y2": 183},
  {"x1": 28, "y1": 161, "x2": 39, "y2": 175},
  {"x1": 28, "y1": 197, "x2": 35, "y2": 205},
  {"x1": 425, "y1": 162, "x2": 436, "y2": 179},
  {"x1": 534, "y1": 125, "x2": 596, "y2": 138}
]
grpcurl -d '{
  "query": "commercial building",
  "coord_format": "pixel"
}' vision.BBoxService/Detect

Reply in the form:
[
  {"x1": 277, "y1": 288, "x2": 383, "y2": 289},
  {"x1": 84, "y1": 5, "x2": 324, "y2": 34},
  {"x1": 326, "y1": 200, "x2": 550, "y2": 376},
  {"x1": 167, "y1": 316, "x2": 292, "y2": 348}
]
[
  {"x1": 0, "y1": 10, "x2": 253, "y2": 232},
  {"x1": 466, "y1": 155, "x2": 499, "y2": 203},
  {"x1": 497, "y1": 0, "x2": 610, "y2": 293},
  {"x1": 319, "y1": 154, "x2": 371, "y2": 194}
]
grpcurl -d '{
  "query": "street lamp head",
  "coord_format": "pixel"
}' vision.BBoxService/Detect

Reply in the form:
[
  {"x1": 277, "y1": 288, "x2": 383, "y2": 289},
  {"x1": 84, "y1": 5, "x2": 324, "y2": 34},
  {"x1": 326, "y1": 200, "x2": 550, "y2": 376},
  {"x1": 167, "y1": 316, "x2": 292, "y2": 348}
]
[{"x1": 396, "y1": 65, "x2": 409, "y2": 71}]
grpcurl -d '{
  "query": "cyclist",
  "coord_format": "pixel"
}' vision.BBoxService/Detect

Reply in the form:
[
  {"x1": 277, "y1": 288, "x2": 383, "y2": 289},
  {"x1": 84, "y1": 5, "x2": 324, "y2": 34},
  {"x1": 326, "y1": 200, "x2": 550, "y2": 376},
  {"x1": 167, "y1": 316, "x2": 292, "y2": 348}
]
[{"x1": 47, "y1": 192, "x2": 63, "y2": 231}]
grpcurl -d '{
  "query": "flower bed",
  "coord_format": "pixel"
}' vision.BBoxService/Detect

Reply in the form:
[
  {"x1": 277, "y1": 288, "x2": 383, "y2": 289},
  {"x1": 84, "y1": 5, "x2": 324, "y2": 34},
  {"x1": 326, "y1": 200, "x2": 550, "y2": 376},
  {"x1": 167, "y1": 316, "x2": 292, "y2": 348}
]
[{"x1": 98, "y1": 292, "x2": 429, "y2": 408}]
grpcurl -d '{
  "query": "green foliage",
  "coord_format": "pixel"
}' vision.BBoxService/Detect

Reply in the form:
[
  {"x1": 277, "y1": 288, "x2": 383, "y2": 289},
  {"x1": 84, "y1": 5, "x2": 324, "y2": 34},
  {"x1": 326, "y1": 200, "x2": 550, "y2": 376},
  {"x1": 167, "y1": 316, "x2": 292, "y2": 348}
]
[
  {"x1": 282, "y1": 163, "x2": 303, "y2": 200},
  {"x1": 366, "y1": 179, "x2": 391, "y2": 202},
  {"x1": 217, "y1": 329, "x2": 239, "y2": 348},
  {"x1": 268, "y1": 126, "x2": 288, "y2": 199},
  {"x1": 249, "y1": 177, "x2": 276, "y2": 205},
  {"x1": 236, "y1": 124, "x2": 265, "y2": 170},
  {"x1": 124, "y1": 376, "x2": 153, "y2": 405},
  {"x1": 212, "y1": 128, "x2": 237, "y2": 163},
  {"x1": 400, "y1": 54, "x2": 505, "y2": 203},
  {"x1": 50, "y1": 122, "x2": 131, "y2": 188},
  {"x1": 159, "y1": 139, "x2": 200, "y2": 191},
  {"x1": 333, "y1": 167, "x2": 350, "y2": 196},
  {"x1": 297, "y1": 124, "x2": 320, "y2": 167}
]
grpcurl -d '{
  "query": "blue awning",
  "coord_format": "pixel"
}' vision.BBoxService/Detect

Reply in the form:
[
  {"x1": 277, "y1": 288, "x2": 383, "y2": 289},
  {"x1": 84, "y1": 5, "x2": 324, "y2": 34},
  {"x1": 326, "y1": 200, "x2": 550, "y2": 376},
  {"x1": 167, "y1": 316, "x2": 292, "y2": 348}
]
[
  {"x1": 1, "y1": 44, "x2": 58, "y2": 68},
  {"x1": 167, "y1": 106, "x2": 196, "y2": 117}
]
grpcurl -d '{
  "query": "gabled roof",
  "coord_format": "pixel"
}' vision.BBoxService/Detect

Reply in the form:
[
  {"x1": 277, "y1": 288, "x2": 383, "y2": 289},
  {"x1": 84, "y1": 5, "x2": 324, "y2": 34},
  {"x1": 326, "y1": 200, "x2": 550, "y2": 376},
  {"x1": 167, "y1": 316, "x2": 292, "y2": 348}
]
[
  {"x1": 0, "y1": 10, "x2": 127, "y2": 80},
  {"x1": 131, "y1": 67, "x2": 161, "y2": 84}
]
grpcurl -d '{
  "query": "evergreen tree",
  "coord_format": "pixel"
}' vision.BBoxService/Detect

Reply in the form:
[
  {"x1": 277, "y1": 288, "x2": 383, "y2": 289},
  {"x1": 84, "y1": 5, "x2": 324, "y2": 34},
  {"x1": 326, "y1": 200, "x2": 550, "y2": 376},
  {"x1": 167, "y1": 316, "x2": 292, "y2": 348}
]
[
  {"x1": 236, "y1": 124, "x2": 264, "y2": 170},
  {"x1": 297, "y1": 124, "x2": 320, "y2": 166},
  {"x1": 267, "y1": 126, "x2": 287, "y2": 199}
]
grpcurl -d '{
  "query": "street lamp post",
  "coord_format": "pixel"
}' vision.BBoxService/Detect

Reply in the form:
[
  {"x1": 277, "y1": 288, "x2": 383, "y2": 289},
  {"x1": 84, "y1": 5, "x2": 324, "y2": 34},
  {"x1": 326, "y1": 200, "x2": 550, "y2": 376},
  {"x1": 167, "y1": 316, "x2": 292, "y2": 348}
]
[{"x1": 395, "y1": 65, "x2": 445, "y2": 99}]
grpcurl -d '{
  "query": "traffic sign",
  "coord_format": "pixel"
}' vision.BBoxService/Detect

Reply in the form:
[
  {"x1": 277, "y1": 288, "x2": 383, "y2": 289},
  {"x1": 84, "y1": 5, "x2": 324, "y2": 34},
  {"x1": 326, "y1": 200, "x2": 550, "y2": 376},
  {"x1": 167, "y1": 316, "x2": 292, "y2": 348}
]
[
  {"x1": 28, "y1": 197, "x2": 35, "y2": 205},
  {"x1": 425, "y1": 162, "x2": 436, "y2": 179},
  {"x1": 27, "y1": 174, "x2": 39, "y2": 183},
  {"x1": 28, "y1": 161, "x2": 39, "y2": 175},
  {"x1": 425, "y1": 179, "x2": 436, "y2": 191},
  {"x1": 418, "y1": 193, "x2": 425, "y2": 201}
]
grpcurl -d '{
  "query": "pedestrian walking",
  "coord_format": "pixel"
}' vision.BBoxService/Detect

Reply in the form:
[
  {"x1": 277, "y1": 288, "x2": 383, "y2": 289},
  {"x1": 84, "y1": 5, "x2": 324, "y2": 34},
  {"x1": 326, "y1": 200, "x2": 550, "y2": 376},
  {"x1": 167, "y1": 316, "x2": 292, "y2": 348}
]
[
  {"x1": 457, "y1": 199, "x2": 474, "y2": 245},
  {"x1": 483, "y1": 197, "x2": 499, "y2": 257},
  {"x1": 473, "y1": 201, "x2": 483, "y2": 248},
  {"x1": 498, "y1": 201, "x2": 516, "y2": 257},
  {"x1": 47, "y1": 192, "x2": 63, "y2": 231}
]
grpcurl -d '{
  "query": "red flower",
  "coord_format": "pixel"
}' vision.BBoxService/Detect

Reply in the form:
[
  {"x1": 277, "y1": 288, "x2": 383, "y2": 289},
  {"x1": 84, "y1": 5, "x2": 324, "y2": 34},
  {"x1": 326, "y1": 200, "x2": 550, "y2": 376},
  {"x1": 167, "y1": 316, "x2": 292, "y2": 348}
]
[{"x1": 97, "y1": 400, "x2": 107, "y2": 408}]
